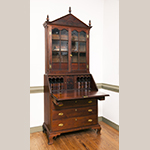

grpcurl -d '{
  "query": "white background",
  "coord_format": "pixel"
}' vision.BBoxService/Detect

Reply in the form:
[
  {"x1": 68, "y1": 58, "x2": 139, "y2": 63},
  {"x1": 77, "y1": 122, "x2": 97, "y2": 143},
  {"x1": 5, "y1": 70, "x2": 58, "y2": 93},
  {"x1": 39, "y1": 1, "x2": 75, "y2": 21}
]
[{"x1": 30, "y1": 0, "x2": 119, "y2": 127}]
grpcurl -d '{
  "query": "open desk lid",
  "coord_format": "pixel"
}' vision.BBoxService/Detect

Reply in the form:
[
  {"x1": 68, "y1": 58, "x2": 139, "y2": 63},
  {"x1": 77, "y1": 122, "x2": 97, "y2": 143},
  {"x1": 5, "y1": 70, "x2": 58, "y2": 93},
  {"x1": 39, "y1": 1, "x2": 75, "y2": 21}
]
[{"x1": 51, "y1": 90, "x2": 109, "y2": 105}]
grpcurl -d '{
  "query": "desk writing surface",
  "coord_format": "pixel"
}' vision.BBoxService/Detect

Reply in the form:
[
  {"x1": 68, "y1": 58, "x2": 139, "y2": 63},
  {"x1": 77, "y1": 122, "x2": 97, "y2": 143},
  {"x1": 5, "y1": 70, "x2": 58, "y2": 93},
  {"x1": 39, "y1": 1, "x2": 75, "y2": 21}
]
[{"x1": 52, "y1": 89, "x2": 109, "y2": 101}]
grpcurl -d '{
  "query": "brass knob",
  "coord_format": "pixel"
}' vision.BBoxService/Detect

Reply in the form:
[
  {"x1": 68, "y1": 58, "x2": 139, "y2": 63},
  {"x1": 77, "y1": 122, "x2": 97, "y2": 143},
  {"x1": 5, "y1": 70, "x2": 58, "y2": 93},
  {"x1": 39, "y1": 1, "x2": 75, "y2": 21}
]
[
  {"x1": 88, "y1": 109, "x2": 92, "y2": 112},
  {"x1": 58, "y1": 123, "x2": 63, "y2": 126},
  {"x1": 83, "y1": 96, "x2": 88, "y2": 98},
  {"x1": 70, "y1": 54, "x2": 72, "y2": 57},
  {"x1": 88, "y1": 100, "x2": 92, "y2": 104},
  {"x1": 75, "y1": 119, "x2": 77, "y2": 121},
  {"x1": 59, "y1": 103, "x2": 63, "y2": 107},
  {"x1": 75, "y1": 101, "x2": 77, "y2": 103},
  {"x1": 75, "y1": 109, "x2": 77, "y2": 111},
  {"x1": 58, "y1": 112, "x2": 63, "y2": 116},
  {"x1": 88, "y1": 119, "x2": 92, "y2": 122}
]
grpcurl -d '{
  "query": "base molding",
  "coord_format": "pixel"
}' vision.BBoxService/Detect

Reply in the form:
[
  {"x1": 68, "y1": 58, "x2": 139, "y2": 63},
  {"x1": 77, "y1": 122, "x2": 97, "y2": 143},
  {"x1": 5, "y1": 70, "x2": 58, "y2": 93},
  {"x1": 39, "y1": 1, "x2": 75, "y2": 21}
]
[
  {"x1": 30, "y1": 126, "x2": 43, "y2": 133},
  {"x1": 43, "y1": 122, "x2": 101, "y2": 144},
  {"x1": 30, "y1": 117, "x2": 119, "y2": 133},
  {"x1": 98, "y1": 116, "x2": 119, "y2": 131}
]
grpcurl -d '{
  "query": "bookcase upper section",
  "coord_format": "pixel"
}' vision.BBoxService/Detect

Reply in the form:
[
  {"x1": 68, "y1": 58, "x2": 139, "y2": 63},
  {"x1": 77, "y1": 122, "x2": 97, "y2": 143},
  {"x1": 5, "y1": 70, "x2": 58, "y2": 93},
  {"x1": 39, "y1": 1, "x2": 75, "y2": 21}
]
[{"x1": 43, "y1": 7, "x2": 92, "y2": 74}]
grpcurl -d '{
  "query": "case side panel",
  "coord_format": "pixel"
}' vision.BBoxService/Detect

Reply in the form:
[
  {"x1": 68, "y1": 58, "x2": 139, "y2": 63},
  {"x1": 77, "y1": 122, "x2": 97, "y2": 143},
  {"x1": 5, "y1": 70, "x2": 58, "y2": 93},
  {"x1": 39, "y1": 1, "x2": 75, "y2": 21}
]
[
  {"x1": 45, "y1": 27, "x2": 48, "y2": 73},
  {"x1": 90, "y1": 74, "x2": 98, "y2": 91},
  {"x1": 44, "y1": 74, "x2": 51, "y2": 129}
]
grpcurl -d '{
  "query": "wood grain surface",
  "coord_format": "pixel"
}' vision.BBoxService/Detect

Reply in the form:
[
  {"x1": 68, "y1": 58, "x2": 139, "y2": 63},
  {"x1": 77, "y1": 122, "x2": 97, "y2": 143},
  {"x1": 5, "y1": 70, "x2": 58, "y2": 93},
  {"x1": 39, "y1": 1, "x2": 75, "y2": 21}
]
[
  {"x1": 43, "y1": 9, "x2": 109, "y2": 145},
  {"x1": 30, "y1": 121, "x2": 119, "y2": 150}
]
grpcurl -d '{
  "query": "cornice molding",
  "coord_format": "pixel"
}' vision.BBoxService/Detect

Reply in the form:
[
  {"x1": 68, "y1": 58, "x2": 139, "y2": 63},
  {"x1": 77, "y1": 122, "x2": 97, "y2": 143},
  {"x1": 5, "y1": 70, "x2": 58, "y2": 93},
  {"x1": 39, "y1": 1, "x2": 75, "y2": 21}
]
[{"x1": 30, "y1": 83, "x2": 119, "y2": 94}]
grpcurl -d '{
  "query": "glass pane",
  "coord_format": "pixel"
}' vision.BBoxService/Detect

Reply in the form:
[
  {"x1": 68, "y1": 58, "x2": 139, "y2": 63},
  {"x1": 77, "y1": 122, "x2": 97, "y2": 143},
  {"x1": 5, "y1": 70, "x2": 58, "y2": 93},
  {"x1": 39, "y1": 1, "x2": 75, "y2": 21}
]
[
  {"x1": 79, "y1": 42, "x2": 86, "y2": 52},
  {"x1": 72, "y1": 52, "x2": 78, "y2": 62},
  {"x1": 61, "y1": 52, "x2": 68, "y2": 62},
  {"x1": 61, "y1": 29, "x2": 68, "y2": 40},
  {"x1": 52, "y1": 52, "x2": 60, "y2": 62},
  {"x1": 79, "y1": 31, "x2": 86, "y2": 41},
  {"x1": 61, "y1": 41, "x2": 68, "y2": 51},
  {"x1": 52, "y1": 40, "x2": 59, "y2": 51},
  {"x1": 72, "y1": 41, "x2": 78, "y2": 52},
  {"x1": 72, "y1": 30, "x2": 78, "y2": 41},
  {"x1": 80, "y1": 53, "x2": 86, "y2": 62},
  {"x1": 52, "y1": 28, "x2": 60, "y2": 39}
]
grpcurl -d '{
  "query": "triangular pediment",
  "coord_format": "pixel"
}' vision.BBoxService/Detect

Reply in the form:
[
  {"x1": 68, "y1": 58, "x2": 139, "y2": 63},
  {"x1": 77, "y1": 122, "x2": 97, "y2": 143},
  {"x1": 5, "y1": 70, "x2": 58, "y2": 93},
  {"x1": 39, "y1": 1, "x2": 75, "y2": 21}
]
[{"x1": 49, "y1": 14, "x2": 89, "y2": 28}]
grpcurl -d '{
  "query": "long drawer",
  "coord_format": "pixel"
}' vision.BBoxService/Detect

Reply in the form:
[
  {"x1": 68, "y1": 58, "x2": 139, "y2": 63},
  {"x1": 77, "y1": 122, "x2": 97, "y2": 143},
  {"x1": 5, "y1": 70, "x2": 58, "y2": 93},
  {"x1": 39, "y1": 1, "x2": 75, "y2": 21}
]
[
  {"x1": 52, "y1": 99, "x2": 97, "y2": 110},
  {"x1": 52, "y1": 105, "x2": 97, "y2": 120},
  {"x1": 51, "y1": 115, "x2": 97, "y2": 131}
]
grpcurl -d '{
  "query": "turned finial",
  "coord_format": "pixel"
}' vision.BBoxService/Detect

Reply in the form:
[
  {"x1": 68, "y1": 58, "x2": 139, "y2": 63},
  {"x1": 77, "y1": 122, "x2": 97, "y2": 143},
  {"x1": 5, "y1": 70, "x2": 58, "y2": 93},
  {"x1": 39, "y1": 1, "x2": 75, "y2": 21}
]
[
  {"x1": 46, "y1": 15, "x2": 49, "y2": 21},
  {"x1": 89, "y1": 20, "x2": 91, "y2": 27},
  {"x1": 69, "y1": 7, "x2": 71, "y2": 14}
]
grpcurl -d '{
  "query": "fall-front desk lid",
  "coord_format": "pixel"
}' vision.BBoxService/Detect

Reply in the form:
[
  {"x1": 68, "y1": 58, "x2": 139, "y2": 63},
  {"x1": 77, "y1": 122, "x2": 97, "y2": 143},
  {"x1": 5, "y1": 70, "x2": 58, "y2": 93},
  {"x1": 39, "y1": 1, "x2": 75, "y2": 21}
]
[{"x1": 51, "y1": 89, "x2": 109, "y2": 102}]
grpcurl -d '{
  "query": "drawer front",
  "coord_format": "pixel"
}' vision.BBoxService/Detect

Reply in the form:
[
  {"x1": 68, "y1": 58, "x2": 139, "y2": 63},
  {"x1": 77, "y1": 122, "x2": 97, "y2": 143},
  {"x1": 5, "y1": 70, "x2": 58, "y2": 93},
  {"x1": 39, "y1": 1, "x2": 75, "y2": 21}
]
[
  {"x1": 51, "y1": 115, "x2": 97, "y2": 131},
  {"x1": 52, "y1": 99, "x2": 97, "y2": 110},
  {"x1": 52, "y1": 105, "x2": 97, "y2": 120}
]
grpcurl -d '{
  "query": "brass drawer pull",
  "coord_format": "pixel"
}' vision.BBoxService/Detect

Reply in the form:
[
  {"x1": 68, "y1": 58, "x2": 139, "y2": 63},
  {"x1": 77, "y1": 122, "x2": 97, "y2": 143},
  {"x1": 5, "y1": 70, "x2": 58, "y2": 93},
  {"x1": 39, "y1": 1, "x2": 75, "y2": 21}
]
[
  {"x1": 59, "y1": 103, "x2": 63, "y2": 107},
  {"x1": 88, "y1": 100, "x2": 92, "y2": 103},
  {"x1": 75, "y1": 109, "x2": 77, "y2": 111},
  {"x1": 75, "y1": 119, "x2": 77, "y2": 121},
  {"x1": 88, "y1": 109, "x2": 92, "y2": 112},
  {"x1": 58, "y1": 123, "x2": 63, "y2": 127},
  {"x1": 75, "y1": 101, "x2": 77, "y2": 103},
  {"x1": 58, "y1": 112, "x2": 63, "y2": 116},
  {"x1": 88, "y1": 119, "x2": 93, "y2": 122},
  {"x1": 83, "y1": 96, "x2": 88, "y2": 98}
]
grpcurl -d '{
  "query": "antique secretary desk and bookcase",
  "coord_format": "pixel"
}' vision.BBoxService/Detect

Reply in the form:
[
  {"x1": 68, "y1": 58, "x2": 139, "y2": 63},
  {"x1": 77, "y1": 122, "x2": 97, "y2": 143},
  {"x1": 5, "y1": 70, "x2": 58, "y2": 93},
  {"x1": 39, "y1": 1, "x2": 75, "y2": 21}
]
[{"x1": 42, "y1": 7, "x2": 109, "y2": 145}]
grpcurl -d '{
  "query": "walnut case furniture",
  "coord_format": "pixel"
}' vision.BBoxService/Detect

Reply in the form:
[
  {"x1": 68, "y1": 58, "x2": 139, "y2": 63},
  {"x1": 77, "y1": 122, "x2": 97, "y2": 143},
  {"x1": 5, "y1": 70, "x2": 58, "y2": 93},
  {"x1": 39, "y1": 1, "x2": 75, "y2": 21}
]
[{"x1": 42, "y1": 7, "x2": 109, "y2": 145}]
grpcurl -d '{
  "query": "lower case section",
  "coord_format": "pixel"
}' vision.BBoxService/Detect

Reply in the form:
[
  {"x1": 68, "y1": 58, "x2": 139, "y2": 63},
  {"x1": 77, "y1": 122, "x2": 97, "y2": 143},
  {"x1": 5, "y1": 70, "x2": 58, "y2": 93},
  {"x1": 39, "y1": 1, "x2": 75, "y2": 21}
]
[{"x1": 42, "y1": 122, "x2": 101, "y2": 145}]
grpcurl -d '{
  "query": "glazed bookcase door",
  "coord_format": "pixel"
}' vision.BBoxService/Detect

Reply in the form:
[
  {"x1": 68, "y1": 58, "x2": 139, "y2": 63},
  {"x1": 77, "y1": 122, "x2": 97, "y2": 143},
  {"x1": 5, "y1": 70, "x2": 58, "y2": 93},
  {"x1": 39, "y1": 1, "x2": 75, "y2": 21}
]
[
  {"x1": 52, "y1": 27, "x2": 69, "y2": 71},
  {"x1": 71, "y1": 29, "x2": 87, "y2": 72}
]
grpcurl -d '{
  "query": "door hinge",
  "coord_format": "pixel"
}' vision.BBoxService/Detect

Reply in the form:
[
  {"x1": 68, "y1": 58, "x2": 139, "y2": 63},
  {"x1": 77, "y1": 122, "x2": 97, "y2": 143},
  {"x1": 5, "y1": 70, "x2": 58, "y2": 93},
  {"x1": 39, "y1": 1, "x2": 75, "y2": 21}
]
[{"x1": 87, "y1": 65, "x2": 89, "y2": 69}]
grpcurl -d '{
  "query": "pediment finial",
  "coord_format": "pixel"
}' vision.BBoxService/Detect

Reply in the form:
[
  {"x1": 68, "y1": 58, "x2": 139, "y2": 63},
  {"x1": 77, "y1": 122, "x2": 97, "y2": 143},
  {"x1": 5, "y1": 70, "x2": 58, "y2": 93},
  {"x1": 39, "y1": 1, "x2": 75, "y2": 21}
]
[
  {"x1": 69, "y1": 7, "x2": 71, "y2": 14},
  {"x1": 46, "y1": 15, "x2": 49, "y2": 21},
  {"x1": 89, "y1": 20, "x2": 91, "y2": 27}
]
